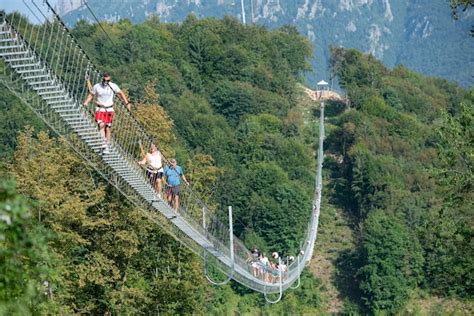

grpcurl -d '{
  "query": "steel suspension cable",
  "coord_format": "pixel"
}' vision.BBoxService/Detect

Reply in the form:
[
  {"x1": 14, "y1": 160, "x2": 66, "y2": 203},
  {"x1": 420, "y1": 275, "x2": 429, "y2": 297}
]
[
  {"x1": 2, "y1": 1, "x2": 328, "y2": 295},
  {"x1": 83, "y1": 0, "x2": 116, "y2": 46}
]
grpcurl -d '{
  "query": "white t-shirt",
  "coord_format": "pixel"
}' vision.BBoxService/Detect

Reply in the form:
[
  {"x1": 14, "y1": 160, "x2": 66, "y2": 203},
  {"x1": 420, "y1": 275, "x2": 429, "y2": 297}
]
[
  {"x1": 146, "y1": 151, "x2": 163, "y2": 171},
  {"x1": 92, "y1": 82, "x2": 121, "y2": 107},
  {"x1": 260, "y1": 256, "x2": 269, "y2": 266}
]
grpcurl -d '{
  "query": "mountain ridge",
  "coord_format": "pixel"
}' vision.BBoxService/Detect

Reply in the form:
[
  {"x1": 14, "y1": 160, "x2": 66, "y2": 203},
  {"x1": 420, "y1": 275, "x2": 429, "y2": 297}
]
[{"x1": 58, "y1": 0, "x2": 473, "y2": 88}]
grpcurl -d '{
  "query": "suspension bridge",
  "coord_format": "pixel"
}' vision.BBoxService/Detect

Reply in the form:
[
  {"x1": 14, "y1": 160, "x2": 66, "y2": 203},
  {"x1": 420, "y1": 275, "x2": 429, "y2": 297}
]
[{"x1": 0, "y1": 0, "x2": 340, "y2": 302}]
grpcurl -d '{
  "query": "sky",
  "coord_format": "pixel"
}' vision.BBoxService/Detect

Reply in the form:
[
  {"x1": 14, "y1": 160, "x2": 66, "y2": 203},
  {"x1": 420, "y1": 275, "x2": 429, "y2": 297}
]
[{"x1": 1, "y1": 0, "x2": 58, "y2": 22}]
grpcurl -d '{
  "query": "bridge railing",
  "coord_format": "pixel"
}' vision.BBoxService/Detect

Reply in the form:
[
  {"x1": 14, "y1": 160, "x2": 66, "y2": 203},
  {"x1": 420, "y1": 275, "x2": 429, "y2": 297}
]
[
  {"x1": 1, "y1": 0, "x2": 327, "y2": 294},
  {"x1": 1, "y1": 2, "x2": 265, "y2": 284}
]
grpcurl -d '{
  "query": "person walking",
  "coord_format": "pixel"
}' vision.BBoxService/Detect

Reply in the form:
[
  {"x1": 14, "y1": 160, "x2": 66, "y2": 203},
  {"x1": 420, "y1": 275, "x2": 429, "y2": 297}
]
[
  {"x1": 83, "y1": 72, "x2": 130, "y2": 154},
  {"x1": 163, "y1": 158, "x2": 189, "y2": 210},
  {"x1": 138, "y1": 143, "x2": 164, "y2": 198}
]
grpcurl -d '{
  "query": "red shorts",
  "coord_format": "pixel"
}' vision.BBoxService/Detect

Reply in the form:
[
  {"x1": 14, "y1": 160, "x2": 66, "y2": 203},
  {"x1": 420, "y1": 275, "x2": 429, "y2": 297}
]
[{"x1": 95, "y1": 110, "x2": 115, "y2": 127}]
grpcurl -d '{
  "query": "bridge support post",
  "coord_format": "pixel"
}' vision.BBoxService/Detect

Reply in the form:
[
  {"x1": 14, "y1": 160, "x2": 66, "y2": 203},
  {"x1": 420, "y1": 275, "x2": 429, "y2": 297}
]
[
  {"x1": 229, "y1": 206, "x2": 234, "y2": 267},
  {"x1": 203, "y1": 206, "x2": 234, "y2": 285},
  {"x1": 202, "y1": 206, "x2": 206, "y2": 229}
]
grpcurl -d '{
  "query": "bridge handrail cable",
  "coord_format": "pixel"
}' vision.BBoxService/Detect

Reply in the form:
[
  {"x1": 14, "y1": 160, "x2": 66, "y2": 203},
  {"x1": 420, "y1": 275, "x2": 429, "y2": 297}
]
[{"x1": 1, "y1": 0, "x2": 327, "y2": 295}]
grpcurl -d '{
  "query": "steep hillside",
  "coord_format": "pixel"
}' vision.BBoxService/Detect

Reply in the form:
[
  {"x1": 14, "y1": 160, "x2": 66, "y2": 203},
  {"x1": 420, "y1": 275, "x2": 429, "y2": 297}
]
[
  {"x1": 1, "y1": 12, "x2": 472, "y2": 314},
  {"x1": 0, "y1": 15, "x2": 325, "y2": 314},
  {"x1": 319, "y1": 47, "x2": 473, "y2": 314},
  {"x1": 59, "y1": 0, "x2": 473, "y2": 87}
]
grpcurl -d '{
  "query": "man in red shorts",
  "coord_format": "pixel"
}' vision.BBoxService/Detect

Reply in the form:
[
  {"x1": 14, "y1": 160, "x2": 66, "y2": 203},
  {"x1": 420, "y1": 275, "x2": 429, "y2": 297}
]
[{"x1": 83, "y1": 72, "x2": 130, "y2": 154}]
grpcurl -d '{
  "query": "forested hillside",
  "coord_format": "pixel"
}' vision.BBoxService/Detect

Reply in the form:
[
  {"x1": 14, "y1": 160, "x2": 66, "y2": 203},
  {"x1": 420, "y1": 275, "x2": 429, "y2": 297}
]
[
  {"x1": 0, "y1": 15, "x2": 323, "y2": 314},
  {"x1": 321, "y1": 47, "x2": 473, "y2": 313},
  {"x1": 1, "y1": 13, "x2": 473, "y2": 314}
]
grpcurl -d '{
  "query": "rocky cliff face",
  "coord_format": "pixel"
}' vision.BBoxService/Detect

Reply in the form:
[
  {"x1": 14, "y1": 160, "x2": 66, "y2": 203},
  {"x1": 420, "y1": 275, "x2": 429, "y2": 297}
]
[
  {"x1": 56, "y1": 0, "x2": 84, "y2": 15},
  {"x1": 60, "y1": 0, "x2": 473, "y2": 87}
]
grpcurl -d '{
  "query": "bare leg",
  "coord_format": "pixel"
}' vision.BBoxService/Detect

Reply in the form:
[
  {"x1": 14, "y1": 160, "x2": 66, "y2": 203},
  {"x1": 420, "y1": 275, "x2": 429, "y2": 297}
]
[
  {"x1": 167, "y1": 190, "x2": 173, "y2": 206},
  {"x1": 105, "y1": 126, "x2": 111, "y2": 144},
  {"x1": 98, "y1": 122, "x2": 106, "y2": 140},
  {"x1": 156, "y1": 178, "x2": 162, "y2": 196},
  {"x1": 173, "y1": 194, "x2": 179, "y2": 210}
]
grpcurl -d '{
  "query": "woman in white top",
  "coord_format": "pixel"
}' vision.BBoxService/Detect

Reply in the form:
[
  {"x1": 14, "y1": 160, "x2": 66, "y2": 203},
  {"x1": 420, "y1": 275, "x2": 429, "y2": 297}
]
[
  {"x1": 139, "y1": 143, "x2": 164, "y2": 197},
  {"x1": 259, "y1": 253, "x2": 270, "y2": 282}
]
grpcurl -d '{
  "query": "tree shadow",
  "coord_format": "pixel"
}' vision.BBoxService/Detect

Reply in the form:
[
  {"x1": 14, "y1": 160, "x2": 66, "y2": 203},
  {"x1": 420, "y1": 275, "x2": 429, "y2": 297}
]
[
  {"x1": 333, "y1": 248, "x2": 366, "y2": 313},
  {"x1": 312, "y1": 99, "x2": 348, "y2": 118}
]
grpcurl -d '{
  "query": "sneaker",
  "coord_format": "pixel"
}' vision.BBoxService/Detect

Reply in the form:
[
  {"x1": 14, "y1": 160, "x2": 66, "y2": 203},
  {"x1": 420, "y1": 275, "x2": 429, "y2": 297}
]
[{"x1": 101, "y1": 144, "x2": 110, "y2": 155}]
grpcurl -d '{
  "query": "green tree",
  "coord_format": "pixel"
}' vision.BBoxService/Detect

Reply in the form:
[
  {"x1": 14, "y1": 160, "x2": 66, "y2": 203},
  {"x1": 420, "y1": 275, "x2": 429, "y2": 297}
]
[
  {"x1": 9, "y1": 129, "x2": 209, "y2": 314},
  {"x1": 239, "y1": 162, "x2": 311, "y2": 253},
  {"x1": 0, "y1": 14, "x2": 326, "y2": 313},
  {"x1": 422, "y1": 91, "x2": 474, "y2": 297},
  {"x1": 450, "y1": 0, "x2": 474, "y2": 19},
  {"x1": 435, "y1": 93, "x2": 473, "y2": 208},
  {"x1": 0, "y1": 81, "x2": 45, "y2": 159},
  {"x1": 357, "y1": 210, "x2": 424, "y2": 313},
  {"x1": 0, "y1": 179, "x2": 59, "y2": 314},
  {"x1": 210, "y1": 80, "x2": 255, "y2": 126},
  {"x1": 133, "y1": 81, "x2": 177, "y2": 157}
]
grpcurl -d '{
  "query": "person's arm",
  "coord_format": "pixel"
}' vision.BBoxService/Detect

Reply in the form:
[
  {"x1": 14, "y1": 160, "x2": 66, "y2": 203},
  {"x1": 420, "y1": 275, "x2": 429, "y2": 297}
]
[
  {"x1": 181, "y1": 173, "x2": 189, "y2": 186},
  {"x1": 117, "y1": 90, "x2": 131, "y2": 111},
  {"x1": 162, "y1": 168, "x2": 168, "y2": 186},
  {"x1": 138, "y1": 154, "x2": 147, "y2": 166},
  {"x1": 83, "y1": 92, "x2": 93, "y2": 106}
]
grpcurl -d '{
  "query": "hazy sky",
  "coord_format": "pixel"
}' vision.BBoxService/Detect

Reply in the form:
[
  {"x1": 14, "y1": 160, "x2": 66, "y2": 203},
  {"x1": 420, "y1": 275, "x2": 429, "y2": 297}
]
[{"x1": 1, "y1": 0, "x2": 58, "y2": 22}]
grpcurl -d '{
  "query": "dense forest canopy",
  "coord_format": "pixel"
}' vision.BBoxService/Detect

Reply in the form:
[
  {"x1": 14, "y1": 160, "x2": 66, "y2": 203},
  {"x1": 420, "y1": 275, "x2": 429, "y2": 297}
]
[
  {"x1": 1, "y1": 12, "x2": 473, "y2": 314},
  {"x1": 326, "y1": 47, "x2": 473, "y2": 313}
]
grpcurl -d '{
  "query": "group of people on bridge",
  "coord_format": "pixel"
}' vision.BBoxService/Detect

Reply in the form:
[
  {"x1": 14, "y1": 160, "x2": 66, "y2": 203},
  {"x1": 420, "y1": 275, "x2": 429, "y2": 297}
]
[
  {"x1": 83, "y1": 72, "x2": 188, "y2": 210},
  {"x1": 83, "y1": 72, "x2": 294, "y2": 284},
  {"x1": 247, "y1": 248, "x2": 290, "y2": 283},
  {"x1": 138, "y1": 143, "x2": 189, "y2": 209}
]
